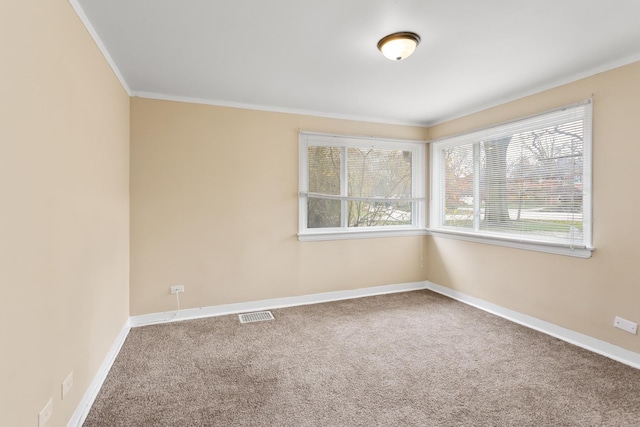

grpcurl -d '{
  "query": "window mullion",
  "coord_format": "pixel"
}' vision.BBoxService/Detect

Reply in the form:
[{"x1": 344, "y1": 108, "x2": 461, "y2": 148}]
[
  {"x1": 340, "y1": 146, "x2": 348, "y2": 228},
  {"x1": 473, "y1": 142, "x2": 481, "y2": 231},
  {"x1": 412, "y1": 146, "x2": 419, "y2": 227},
  {"x1": 582, "y1": 103, "x2": 593, "y2": 247}
]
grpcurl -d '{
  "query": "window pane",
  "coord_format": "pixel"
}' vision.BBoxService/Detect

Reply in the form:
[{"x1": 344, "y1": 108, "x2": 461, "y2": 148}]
[
  {"x1": 307, "y1": 197, "x2": 340, "y2": 228},
  {"x1": 480, "y1": 137, "x2": 510, "y2": 227},
  {"x1": 478, "y1": 121, "x2": 584, "y2": 241},
  {"x1": 348, "y1": 200, "x2": 412, "y2": 227},
  {"x1": 348, "y1": 148, "x2": 412, "y2": 199},
  {"x1": 347, "y1": 148, "x2": 412, "y2": 227},
  {"x1": 443, "y1": 145, "x2": 474, "y2": 229},
  {"x1": 308, "y1": 146, "x2": 340, "y2": 195}
]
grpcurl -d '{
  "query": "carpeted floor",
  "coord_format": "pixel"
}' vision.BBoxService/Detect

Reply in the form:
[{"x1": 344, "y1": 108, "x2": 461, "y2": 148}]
[{"x1": 84, "y1": 290, "x2": 640, "y2": 426}]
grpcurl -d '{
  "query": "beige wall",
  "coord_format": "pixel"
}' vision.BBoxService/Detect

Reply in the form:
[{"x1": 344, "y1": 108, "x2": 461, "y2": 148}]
[
  {"x1": 130, "y1": 98, "x2": 427, "y2": 315},
  {"x1": 3, "y1": 1, "x2": 638, "y2": 424},
  {"x1": 426, "y1": 61, "x2": 640, "y2": 354},
  {"x1": 0, "y1": 1, "x2": 130, "y2": 426}
]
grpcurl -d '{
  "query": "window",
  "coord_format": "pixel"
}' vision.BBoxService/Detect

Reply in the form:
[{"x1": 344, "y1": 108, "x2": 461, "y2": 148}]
[
  {"x1": 299, "y1": 132, "x2": 426, "y2": 241},
  {"x1": 430, "y1": 100, "x2": 593, "y2": 258}
]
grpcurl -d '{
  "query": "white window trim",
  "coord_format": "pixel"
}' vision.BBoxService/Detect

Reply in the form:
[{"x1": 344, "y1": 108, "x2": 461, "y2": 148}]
[
  {"x1": 299, "y1": 131, "x2": 426, "y2": 241},
  {"x1": 428, "y1": 229, "x2": 594, "y2": 258},
  {"x1": 299, "y1": 228, "x2": 429, "y2": 242},
  {"x1": 428, "y1": 100, "x2": 594, "y2": 258}
]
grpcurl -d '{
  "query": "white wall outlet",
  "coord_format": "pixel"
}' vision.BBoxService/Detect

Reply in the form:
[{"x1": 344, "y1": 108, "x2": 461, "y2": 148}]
[
  {"x1": 614, "y1": 316, "x2": 638, "y2": 334},
  {"x1": 38, "y1": 398, "x2": 53, "y2": 427},
  {"x1": 170, "y1": 285, "x2": 184, "y2": 294},
  {"x1": 62, "y1": 371, "x2": 73, "y2": 399}
]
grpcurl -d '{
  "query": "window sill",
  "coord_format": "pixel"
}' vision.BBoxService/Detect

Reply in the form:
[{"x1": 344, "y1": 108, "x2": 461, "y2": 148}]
[
  {"x1": 428, "y1": 229, "x2": 594, "y2": 258},
  {"x1": 298, "y1": 228, "x2": 428, "y2": 242}
]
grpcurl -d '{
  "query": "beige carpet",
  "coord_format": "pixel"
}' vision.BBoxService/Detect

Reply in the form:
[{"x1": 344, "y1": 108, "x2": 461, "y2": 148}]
[{"x1": 84, "y1": 290, "x2": 640, "y2": 426}]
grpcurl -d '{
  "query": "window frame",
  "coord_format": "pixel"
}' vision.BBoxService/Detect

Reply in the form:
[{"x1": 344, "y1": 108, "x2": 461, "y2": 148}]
[
  {"x1": 429, "y1": 100, "x2": 594, "y2": 258},
  {"x1": 298, "y1": 131, "x2": 427, "y2": 241}
]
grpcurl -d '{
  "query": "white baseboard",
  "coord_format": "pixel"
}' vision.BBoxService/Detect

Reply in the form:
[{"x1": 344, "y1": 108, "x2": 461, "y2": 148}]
[
  {"x1": 67, "y1": 319, "x2": 131, "y2": 427},
  {"x1": 424, "y1": 281, "x2": 640, "y2": 370},
  {"x1": 130, "y1": 281, "x2": 429, "y2": 327}
]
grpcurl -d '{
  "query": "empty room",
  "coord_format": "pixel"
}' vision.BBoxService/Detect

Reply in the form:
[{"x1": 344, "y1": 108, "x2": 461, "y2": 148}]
[{"x1": 3, "y1": 0, "x2": 640, "y2": 426}]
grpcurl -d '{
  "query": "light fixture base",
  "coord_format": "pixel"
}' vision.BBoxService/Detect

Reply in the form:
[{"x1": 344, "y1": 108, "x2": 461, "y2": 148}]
[{"x1": 377, "y1": 32, "x2": 421, "y2": 61}]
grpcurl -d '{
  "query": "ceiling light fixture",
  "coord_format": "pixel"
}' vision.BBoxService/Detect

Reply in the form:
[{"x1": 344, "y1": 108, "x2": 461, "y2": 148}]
[{"x1": 377, "y1": 32, "x2": 421, "y2": 61}]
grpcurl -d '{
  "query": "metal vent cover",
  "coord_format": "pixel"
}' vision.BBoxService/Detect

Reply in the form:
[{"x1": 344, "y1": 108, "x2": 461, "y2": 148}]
[{"x1": 238, "y1": 311, "x2": 274, "y2": 324}]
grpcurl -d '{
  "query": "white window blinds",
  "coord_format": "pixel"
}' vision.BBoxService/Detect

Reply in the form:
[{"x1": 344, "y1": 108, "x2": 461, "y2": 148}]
[{"x1": 430, "y1": 100, "x2": 592, "y2": 254}]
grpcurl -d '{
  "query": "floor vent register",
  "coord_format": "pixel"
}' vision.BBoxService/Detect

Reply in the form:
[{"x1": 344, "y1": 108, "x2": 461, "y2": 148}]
[{"x1": 239, "y1": 311, "x2": 275, "y2": 324}]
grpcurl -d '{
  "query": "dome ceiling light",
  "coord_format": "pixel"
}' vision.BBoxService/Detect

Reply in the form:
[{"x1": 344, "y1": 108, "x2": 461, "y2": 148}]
[{"x1": 377, "y1": 32, "x2": 421, "y2": 61}]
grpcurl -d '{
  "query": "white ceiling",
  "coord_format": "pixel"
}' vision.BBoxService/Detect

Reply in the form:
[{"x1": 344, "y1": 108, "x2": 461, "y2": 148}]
[{"x1": 75, "y1": 0, "x2": 640, "y2": 126}]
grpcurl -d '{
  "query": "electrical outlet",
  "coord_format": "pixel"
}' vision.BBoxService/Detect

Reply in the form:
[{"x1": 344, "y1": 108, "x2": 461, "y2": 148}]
[
  {"x1": 614, "y1": 316, "x2": 637, "y2": 334},
  {"x1": 62, "y1": 372, "x2": 73, "y2": 399},
  {"x1": 170, "y1": 285, "x2": 184, "y2": 294},
  {"x1": 38, "y1": 398, "x2": 53, "y2": 427}
]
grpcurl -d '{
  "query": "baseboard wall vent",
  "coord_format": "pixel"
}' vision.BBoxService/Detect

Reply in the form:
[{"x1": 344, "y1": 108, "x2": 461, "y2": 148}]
[{"x1": 239, "y1": 311, "x2": 275, "y2": 324}]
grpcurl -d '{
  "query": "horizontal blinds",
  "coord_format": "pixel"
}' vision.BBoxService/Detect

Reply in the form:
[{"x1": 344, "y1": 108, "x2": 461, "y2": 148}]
[
  {"x1": 300, "y1": 133, "x2": 425, "y2": 201},
  {"x1": 300, "y1": 192, "x2": 425, "y2": 203},
  {"x1": 432, "y1": 100, "x2": 592, "y2": 248},
  {"x1": 432, "y1": 100, "x2": 591, "y2": 148}
]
